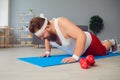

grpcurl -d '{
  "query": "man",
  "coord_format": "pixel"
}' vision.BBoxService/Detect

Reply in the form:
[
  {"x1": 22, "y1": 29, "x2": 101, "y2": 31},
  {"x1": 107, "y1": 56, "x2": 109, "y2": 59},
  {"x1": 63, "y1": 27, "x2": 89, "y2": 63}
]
[{"x1": 29, "y1": 17, "x2": 117, "y2": 63}]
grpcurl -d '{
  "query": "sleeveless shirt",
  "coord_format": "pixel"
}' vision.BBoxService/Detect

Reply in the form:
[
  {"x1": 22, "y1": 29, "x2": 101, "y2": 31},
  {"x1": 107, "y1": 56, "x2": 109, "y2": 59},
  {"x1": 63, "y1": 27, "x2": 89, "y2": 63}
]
[{"x1": 50, "y1": 18, "x2": 92, "y2": 55}]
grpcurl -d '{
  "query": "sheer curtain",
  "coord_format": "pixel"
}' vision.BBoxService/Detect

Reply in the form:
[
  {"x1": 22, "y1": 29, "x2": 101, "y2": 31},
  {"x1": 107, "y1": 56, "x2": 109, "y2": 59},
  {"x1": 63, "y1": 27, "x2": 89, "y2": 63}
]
[{"x1": 0, "y1": 0, "x2": 9, "y2": 26}]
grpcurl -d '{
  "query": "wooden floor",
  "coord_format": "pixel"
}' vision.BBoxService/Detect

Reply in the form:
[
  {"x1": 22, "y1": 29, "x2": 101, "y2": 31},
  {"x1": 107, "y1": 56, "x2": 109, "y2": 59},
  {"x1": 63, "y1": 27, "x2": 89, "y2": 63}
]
[{"x1": 0, "y1": 47, "x2": 120, "y2": 80}]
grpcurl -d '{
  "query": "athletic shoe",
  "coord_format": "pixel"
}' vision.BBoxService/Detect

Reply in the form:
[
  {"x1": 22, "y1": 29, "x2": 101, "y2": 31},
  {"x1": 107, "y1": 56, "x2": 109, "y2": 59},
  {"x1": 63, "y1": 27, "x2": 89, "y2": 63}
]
[{"x1": 111, "y1": 39, "x2": 118, "y2": 52}]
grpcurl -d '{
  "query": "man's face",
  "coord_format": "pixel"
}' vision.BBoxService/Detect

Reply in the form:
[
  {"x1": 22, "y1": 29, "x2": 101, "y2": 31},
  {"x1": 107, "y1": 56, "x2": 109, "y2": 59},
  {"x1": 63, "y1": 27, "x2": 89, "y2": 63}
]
[{"x1": 35, "y1": 29, "x2": 57, "y2": 41}]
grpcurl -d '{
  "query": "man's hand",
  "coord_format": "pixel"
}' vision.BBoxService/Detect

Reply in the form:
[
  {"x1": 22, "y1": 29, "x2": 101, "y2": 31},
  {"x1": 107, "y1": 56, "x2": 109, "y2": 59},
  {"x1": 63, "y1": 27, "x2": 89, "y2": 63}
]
[
  {"x1": 62, "y1": 57, "x2": 77, "y2": 63},
  {"x1": 40, "y1": 53, "x2": 50, "y2": 57}
]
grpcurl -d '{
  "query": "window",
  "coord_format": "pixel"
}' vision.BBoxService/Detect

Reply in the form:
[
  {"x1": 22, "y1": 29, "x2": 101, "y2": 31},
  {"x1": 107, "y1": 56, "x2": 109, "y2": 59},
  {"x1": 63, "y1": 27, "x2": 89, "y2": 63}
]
[{"x1": 0, "y1": 0, "x2": 9, "y2": 26}]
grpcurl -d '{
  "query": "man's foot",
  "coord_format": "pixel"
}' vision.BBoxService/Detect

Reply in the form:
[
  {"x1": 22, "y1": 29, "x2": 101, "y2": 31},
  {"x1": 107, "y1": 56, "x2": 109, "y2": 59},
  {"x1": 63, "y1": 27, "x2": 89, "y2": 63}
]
[{"x1": 109, "y1": 39, "x2": 118, "y2": 52}]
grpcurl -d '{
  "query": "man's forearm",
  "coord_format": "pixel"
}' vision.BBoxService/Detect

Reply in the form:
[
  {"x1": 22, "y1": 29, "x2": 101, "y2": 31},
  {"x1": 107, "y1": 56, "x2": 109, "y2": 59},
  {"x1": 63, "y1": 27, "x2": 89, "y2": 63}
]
[
  {"x1": 45, "y1": 39, "x2": 51, "y2": 52},
  {"x1": 73, "y1": 34, "x2": 86, "y2": 59}
]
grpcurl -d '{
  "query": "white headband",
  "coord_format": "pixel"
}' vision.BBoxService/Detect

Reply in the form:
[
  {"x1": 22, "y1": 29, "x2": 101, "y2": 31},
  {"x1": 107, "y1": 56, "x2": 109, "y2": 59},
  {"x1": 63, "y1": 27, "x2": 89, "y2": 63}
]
[{"x1": 34, "y1": 18, "x2": 48, "y2": 37}]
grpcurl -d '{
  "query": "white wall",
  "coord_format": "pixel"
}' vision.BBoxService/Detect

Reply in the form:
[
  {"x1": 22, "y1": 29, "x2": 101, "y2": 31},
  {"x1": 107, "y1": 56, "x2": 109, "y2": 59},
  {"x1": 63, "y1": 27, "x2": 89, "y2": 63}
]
[{"x1": 0, "y1": 0, "x2": 9, "y2": 26}]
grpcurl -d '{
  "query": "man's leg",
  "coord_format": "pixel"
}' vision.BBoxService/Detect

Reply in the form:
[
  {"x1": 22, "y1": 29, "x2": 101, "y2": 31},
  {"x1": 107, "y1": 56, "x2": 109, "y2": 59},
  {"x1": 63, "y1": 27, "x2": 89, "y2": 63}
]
[{"x1": 102, "y1": 39, "x2": 118, "y2": 52}]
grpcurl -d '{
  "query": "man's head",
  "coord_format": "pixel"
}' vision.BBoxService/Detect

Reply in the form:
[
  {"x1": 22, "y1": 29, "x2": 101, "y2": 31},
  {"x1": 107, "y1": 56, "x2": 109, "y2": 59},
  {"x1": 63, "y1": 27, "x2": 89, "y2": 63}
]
[
  {"x1": 29, "y1": 17, "x2": 48, "y2": 33},
  {"x1": 29, "y1": 17, "x2": 48, "y2": 38},
  {"x1": 29, "y1": 17, "x2": 56, "y2": 40}
]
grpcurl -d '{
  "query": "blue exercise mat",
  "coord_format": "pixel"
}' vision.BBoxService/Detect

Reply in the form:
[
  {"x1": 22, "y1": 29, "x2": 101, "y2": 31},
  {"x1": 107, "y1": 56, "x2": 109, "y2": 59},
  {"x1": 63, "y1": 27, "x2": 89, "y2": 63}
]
[{"x1": 17, "y1": 52, "x2": 120, "y2": 67}]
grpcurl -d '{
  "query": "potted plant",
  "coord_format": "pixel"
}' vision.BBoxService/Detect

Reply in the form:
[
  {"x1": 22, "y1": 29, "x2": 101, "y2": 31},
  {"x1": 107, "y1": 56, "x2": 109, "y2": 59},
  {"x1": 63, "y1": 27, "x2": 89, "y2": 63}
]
[
  {"x1": 89, "y1": 15, "x2": 104, "y2": 35},
  {"x1": 29, "y1": 9, "x2": 33, "y2": 15}
]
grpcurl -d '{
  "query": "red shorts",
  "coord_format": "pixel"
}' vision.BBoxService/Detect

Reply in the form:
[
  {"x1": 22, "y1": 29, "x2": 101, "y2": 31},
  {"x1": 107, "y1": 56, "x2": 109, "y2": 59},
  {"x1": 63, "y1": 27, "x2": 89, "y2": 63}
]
[{"x1": 84, "y1": 33, "x2": 107, "y2": 56}]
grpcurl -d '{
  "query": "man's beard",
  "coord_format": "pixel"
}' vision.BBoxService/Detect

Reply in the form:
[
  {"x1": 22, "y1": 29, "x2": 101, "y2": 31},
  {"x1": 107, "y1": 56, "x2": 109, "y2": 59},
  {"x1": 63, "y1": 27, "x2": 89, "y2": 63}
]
[{"x1": 47, "y1": 33, "x2": 57, "y2": 41}]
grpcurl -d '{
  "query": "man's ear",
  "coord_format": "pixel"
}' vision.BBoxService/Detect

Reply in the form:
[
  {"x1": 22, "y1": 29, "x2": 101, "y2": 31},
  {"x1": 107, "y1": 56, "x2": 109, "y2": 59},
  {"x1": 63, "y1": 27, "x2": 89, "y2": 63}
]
[{"x1": 45, "y1": 25, "x2": 51, "y2": 31}]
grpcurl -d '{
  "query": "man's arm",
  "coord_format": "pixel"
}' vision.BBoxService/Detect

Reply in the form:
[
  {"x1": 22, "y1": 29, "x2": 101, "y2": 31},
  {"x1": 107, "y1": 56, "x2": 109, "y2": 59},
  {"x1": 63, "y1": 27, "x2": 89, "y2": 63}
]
[
  {"x1": 58, "y1": 17, "x2": 86, "y2": 63},
  {"x1": 40, "y1": 39, "x2": 51, "y2": 57},
  {"x1": 45, "y1": 38, "x2": 51, "y2": 52}
]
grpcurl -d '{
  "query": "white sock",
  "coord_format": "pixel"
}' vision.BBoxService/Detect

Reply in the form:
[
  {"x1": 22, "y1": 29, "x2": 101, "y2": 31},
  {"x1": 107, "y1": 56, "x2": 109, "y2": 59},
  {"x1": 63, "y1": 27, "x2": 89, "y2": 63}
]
[
  {"x1": 102, "y1": 40, "x2": 108, "y2": 43},
  {"x1": 109, "y1": 39, "x2": 115, "y2": 45}
]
